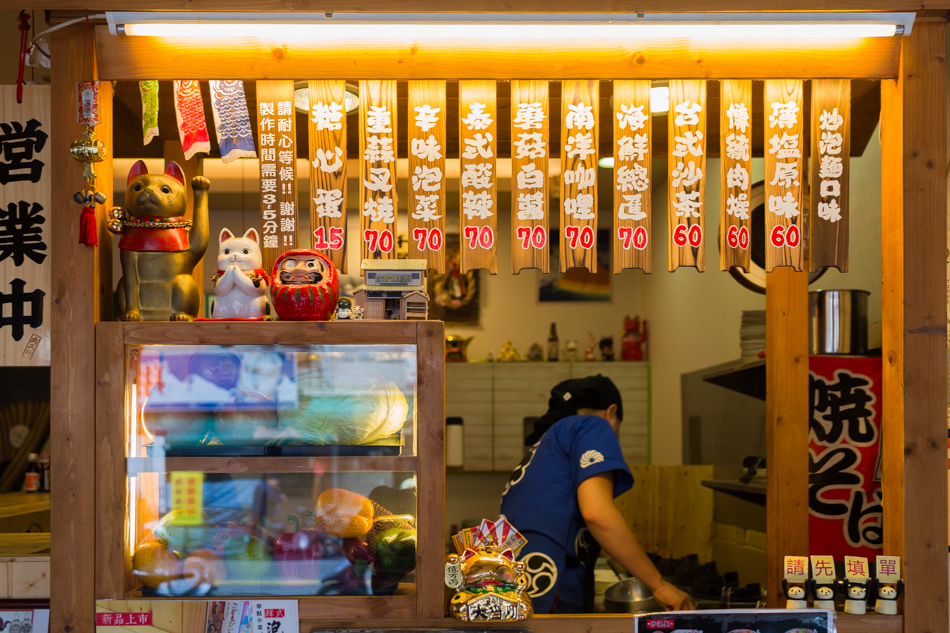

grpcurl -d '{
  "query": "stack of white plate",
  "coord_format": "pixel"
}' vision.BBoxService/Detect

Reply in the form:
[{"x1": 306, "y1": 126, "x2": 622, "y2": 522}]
[{"x1": 740, "y1": 310, "x2": 766, "y2": 361}]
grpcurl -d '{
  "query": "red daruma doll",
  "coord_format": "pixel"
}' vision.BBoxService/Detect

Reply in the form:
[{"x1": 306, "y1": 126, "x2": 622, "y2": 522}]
[{"x1": 270, "y1": 249, "x2": 339, "y2": 321}]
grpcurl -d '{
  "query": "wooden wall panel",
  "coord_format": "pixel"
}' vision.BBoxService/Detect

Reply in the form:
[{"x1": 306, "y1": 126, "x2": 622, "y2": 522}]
[
  {"x1": 810, "y1": 79, "x2": 851, "y2": 273},
  {"x1": 458, "y1": 81, "x2": 498, "y2": 274},
  {"x1": 307, "y1": 80, "x2": 348, "y2": 273},
  {"x1": 510, "y1": 81, "x2": 550, "y2": 274},
  {"x1": 407, "y1": 80, "x2": 446, "y2": 274},
  {"x1": 763, "y1": 80, "x2": 804, "y2": 272},
  {"x1": 719, "y1": 80, "x2": 753, "y2": 272},
  {"x1": 612, "y1": 80, "x2": 652, "y2": 273},
  {"x1": 359, "y1": 80, "x2": 398, "y2": 263},
  {"x1": 256, "y1": 80, "x2": 297, "y2": 274},
  {"x1": 559, "y1": 80, "x2": 599, "y2": 273},
  {"x1": 667, "y1": 80, "x2": 706, "y2": 272}
]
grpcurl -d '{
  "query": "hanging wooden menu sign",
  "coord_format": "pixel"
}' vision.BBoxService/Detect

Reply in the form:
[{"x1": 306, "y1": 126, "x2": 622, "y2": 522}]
[
  {"x1": 764, "y1": 80, "x2": 805, "y2": 272},
  {"x1": 560, "y1": 80, "x2": 599, "y2": 273},
  {"x1": 459, "y1": 81, "x2": 498, "y2": 274},
  {"x1": 668, "y1": 80, "x2": 706, "y2": 272},
  {"x1": 256, "y1": 80, "x2": 297, "y2": 273},
  {"x1": 810, "y1": 79, "x2": 851, "y2": 273},
  {"x1": 720, "y1": 80, "x2": 753, "y2": 272},
  {"x1": 308, "y1": 80, "x2": 347, "y2": 273},
  {"x1": 359, "y1": 80, "x2": 397, "y2": 263},
  {"x1": 510, "y1": 80, "x2": 550, "y2": 274},
  {"x1": 612, "y1": 80, "x2": 651, "y2": 274},
  {"x1": 408, "y1": 80, "x2": 447, "y2": 274}
]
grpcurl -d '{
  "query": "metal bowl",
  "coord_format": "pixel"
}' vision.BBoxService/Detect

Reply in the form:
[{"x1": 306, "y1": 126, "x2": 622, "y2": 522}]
[{"x1": 603, "y1": 576, "x2": 662, "y2": 613}]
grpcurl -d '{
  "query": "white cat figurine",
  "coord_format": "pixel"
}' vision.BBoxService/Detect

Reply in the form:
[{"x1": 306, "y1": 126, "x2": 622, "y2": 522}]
[{"x1": 211, "y1": 228, "x2": 270, "y2": 319}]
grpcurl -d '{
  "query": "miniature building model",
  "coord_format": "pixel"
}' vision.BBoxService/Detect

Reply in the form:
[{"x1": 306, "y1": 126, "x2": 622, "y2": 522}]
[{"x1": 354, "y1": 259, "x2": 429, "y2": 320}]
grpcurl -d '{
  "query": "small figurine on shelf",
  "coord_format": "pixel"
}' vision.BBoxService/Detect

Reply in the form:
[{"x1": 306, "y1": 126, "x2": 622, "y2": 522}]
[
  {"x1": 842, "y1": 578, "x2": 870, "y2": 615},
  {"x1": 599, "y1": 336, "x2": 615, "y2": 361},
  {"x1": 564, "y1": 340, "x2": 578, "y2": 362},
  {"x1": 621, "y1": 315, "x2": 648, "y2": 361},
  {"x1": 497, "y1": 341, "x2": 521, "y2": 362},
  {"x1": 873, "y1": 555, "x2": 903, "y2": 615},
  {"x1": 209, "y1": 228, "x2": 270, "y2": 320},
  {"x1": 527, "y1": 343, "x2": 544, "y2": 362},
  {"x1": 810, "y1": 580, "x2": 838, "y2": 610},
  {"x1": 584, "y1": 331, "x2": 597, "y2": 361},
  {"x1": 352, "y1": 305, "x2": 364, "y2": 320},
  {"x1": 810, "y1": 555, "x2": 838, "y2": 610},
  {"x1": 335, "y1": 297, "x2": 354, "y2": 320},
  {"x1": 783, "y1": 555, "x2": 809, "y2": 610},
  {"x1": 783, "y1": 578, "x2": 809, "y2": 609},
  {"x1": 270, "y1": 250, "x2": 339, "y2": 321}
]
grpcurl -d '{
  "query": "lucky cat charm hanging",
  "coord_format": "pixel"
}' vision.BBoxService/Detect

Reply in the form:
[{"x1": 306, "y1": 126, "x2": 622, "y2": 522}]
[
  {"x1": 209, "y1": 228, "x2": 271, "y2": 320},
  {"x1": 109, "y1": 160, "x2": 210, "y2": 321}
]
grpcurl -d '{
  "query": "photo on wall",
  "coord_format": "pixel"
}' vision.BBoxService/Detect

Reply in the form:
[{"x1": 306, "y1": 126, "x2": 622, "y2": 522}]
[{"x1": 538, "y1": 229, "x2": 612, "y2": 302}]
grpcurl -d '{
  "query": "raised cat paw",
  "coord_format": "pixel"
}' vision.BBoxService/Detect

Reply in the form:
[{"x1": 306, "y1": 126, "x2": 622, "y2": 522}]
[
  {"x1": 191, "y1": 176, "x2": 211, "y2": 191},
  {"x1": 169, "y1": 313, "x2": 195, "y2": 322},
  {"x1": 118, "y1": 311, "x2": 141, "y2": 322}
]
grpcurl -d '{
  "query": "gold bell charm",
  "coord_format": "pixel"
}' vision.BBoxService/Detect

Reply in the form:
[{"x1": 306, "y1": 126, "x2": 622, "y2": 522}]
[{"x1": 70, "y1": 126, "x2": 106, "y2": 182}]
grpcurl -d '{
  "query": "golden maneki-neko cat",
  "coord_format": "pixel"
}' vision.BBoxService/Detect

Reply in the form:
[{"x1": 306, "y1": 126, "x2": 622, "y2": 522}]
[{"x1": 445, "y1": 544, "x2": 533, "y2": 621}]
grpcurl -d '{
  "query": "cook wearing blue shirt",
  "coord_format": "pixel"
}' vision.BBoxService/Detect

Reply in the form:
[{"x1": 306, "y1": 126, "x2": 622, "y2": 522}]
[{"x1": 500, "y1": 375, "x2": 693, "y2": 613}]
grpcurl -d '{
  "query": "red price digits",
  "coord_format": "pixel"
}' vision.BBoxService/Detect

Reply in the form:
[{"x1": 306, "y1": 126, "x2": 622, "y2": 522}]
[
  {"x1": 618, "y1": 226, "x2": 648, "y2": 251},
  {"x1": 412, "y1": 227, "x2": 444, "y2": 252},
  {"x1": 363, "y1": 228, "x2": 394, "y2": 253},
  {"x1": 769, "y1": 224, "x2": 801, "y2": 248},
  {"x1": 726, "y1": 225, "x2": 750, "y2": 250},
  {"x1": 516, "y1": 226, "x2": 547, "y2": 250},
  {"x1": 564, "y1": 225, "x2": 595, "y2": 249},
  {"x1": 672, "y1": 223, "x2": 703, "y2": 248},
  {"x1": 464, "y1": 225, "x2": 495, "y2": 249},
  {"x1": 313, "y1": 226, "x2": 344, "y2": 250}
]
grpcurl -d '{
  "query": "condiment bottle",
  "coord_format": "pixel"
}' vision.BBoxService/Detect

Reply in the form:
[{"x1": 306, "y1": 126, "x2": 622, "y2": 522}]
[
  {"x1": 38, "y1": 452, "x2": 50, "y2": 492},
  {"x1": 24, "y1": 453, "x2": 40, "y2": 493},
  {"x1": 547, "y1": 322, "x2": 559, "y2": 362}
]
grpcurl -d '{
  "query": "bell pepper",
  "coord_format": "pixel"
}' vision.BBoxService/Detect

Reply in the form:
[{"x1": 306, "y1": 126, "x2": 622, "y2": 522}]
[
  {"x1": 316, "y1": 488, "x2": 374, "y2": 538},
  {"x1": 273, "y1": 516, "x2": 337, "y2": 581}
]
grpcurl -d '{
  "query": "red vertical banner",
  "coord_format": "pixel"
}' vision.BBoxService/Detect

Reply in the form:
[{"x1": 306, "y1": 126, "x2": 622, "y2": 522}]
[
  {"x1": 764, "y1": 80, "x2": 805, "y2": 272},
  {"x1": 612, "y1": 80, "x2": 652, "y2": 274},
  {"x1": 256, "y1": 80, "x2": 297, "y2": 274},
  {"x1": 308, "y1": 80, "x2": 347, "y2": 273},
  {"x1": 560, "y1": 79, "x2": 599, "y2": 273},
  {"x1": 809, "y1": 356, "x2": 882, "y2": 559},
  {"x1": 720, "y1": 80, "x2": 753, "y2": 272},
  {"x1": 459, "y1": 81, "x2": 498, "y2": 274},
  {"x1": 667, "y1": 80, "x2": 706, "y2": 272},
  {"x1": 510, "y1": 81, "x2": 550, "y2": 274},
  {"x1": 408, "y1": 80, "x2": 447, "y2": 274},
  {"x1": 359, "y1": 80, "x2": 398, "y2": 263},
  {"x1": 810, "y1": 80, "x2": 851, "y2": 273}
]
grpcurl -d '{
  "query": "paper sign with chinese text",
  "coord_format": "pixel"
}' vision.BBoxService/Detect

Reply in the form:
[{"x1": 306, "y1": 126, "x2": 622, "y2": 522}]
[
  {"x1": 877, "y1": 556, "x2": 900, "y2": 584},
  {"x1": 170, "y1": 471, "x2": 203, "y2": 526},
  {"x1": 510, "y1": 80, "x2": 550, "y2": 274},
  {"x1": 633, "y1": 609, "x2": 833, "y2": 633},
  {"x1": 764, "y1": 80, "x2": 804, "y2": 272},
  {"x1": 96, "y1": 601, "x2": 298, "y2": 633},
  {"x1": 256, "y1": 81, "x2": 297, "y2": 274},
  {"x1": 668, "y1": 80, "x2": 706, "y2": 272},
  {"x1": 612, "y1": 80, "x2": 651, "y2": 273},
  {"x1": 359, "y1": 80, "x2": 398, "y2": 263},
  {"x1": 810, "y1": 555, "x2": 837, "y2": 584},
  {"x1": 408, "y1": 80, "x2": 447, "y2": 274},
  {"x1": 720, "y1": 80, "x2": 753, "y2": 272},
  {"x1": 784, "y1": 555, "x2": 809, "y2": 583},
  {"x1": 307, "y1": 80, "x2": 348, "y2": 273},
  {"x1": 0, "y1": 85, "x2": 50, "y2": 366},
  {"x1": 560, "y1": 80, "x2": 599, "y2": 273},
  {"x1": 810, "y1": 79, "x2": 851, "y2": 273},
  {"x1": 845, "y1": 556, "x2": 870, "y2": 581},
  {"x1": 459, "y1": 81, "x2": 497, "y2": 274},
  {"x1": 96, "y1": 613, "x2": 152, "y2": 627}
]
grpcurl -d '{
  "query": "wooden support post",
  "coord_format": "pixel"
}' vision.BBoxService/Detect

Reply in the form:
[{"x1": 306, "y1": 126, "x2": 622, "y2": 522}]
[
  {"x1": 880, "y1": 20, "x2": 948, "y2": 632},
  {"x1": 765, "y1": 267, "x2": 809, "y2": 607},
  {"x1": 50, "y1": 23, "x2": 113, "y2": 633}
]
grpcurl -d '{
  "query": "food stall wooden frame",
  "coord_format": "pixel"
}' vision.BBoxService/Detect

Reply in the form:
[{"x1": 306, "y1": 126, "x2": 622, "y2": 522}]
[{"x1": 44, "y1": 4, "x2": 947, "y2": 633}]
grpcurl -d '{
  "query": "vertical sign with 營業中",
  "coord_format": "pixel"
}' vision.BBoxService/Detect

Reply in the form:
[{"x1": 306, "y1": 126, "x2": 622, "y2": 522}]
[
  {"x1": 810, "y1": 80, "x2": 851, "y2": 273},
  {"x1": 308, "y1": 80, "x2": 348, "y2": 273},
  {"x1": 668, "y1": 80, "x2": 706, "y2": 272},
  {"x1": 256, "y1": 81, "x2": 297, "y2": 274},
  {"x1": 720, "y1": 80, "x2": 753, "y2": 272},
  {"x1": 612, "y1": 80, "x2": 651, "y2": 273},
  {"x1": 764, "y1": 80, "x2": 805, "y2": 272},
  {"x1": 0, "y1": 85, "x2": 50, "y2": 366},
  {"x1": 459, "y1": 81, "x2": 497, "y2": 274},
  {"x1": 510, "y1": 81, "x2": 549, "y2": 274},
  {"x1": 359, "y1": 80, "x2": 398, "y2": 262},
  {"x1": 408, "y1": 80, "x2": 446, "y2": 274},
  {"x1": 560, "y1": 80, "x2": 599, "y2": 273}
]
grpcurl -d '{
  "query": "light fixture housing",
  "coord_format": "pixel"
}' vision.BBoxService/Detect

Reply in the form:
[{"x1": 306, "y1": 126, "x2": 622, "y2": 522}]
[{"x1": 293, "y1": 81, "x2": 359, "y2": 115}]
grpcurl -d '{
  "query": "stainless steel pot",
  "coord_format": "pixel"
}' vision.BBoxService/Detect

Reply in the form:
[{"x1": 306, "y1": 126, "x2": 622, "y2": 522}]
[
  {"x1": 808, "y1": 289, "x2": 870, "y2": 355},
  {"x1": 603, "y1": 576, "x2": 662, "y2": 613}
]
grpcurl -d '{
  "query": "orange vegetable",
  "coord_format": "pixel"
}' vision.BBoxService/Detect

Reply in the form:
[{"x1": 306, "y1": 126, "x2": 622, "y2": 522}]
[{"x1": 316, "y1": 488, "x2": 375, "y2": 538}]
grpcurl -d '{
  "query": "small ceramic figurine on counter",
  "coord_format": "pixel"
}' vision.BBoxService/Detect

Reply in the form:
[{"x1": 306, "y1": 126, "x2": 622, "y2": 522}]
[
  {"x1": 497, "y1": 341, "x2": 521, "y2": 362},
  {"x1": 584, "y1": 331, "x2": 597, "y2": 361},
  {"x1": 809, "y1": 578, "x2": 838, "y2": 610},
  {"x1": 109, "y1": 160, "x2": 210, "y2": 321},
  {"x1": 335, "y1": 297, "x2": 354, "y2": 320},
  {"x1": 527, "y1": 343, "x2": 543, "y2": 362},
  {"x1": 209, "y1": 228, "x2": 270, "y2": 320},
  {"x1": 621, "y1": 315, "x2": 648, "y2": 361},
  {"x1": 873, "y1": 578, "x2": 903, "y2": 615},
  {"x1": 270, "y1": 249, "x2": 339, "y2": 321},
  {"x1": 564, "y1": 340, "x2": 578, "y2": 362},
  {"x1": 783, "y1": 578, "x2": 809, "y2": 609},
  {"x1": 599, "y1": 336, "x2": 615, "y2": 361},
  {"x1": 842, "y1": 578, "x2": 869, "y2": 615}
]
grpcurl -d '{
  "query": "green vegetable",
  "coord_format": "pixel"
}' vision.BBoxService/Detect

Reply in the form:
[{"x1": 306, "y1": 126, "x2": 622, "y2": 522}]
[{"x1": 374, "y1": 528, "x2": 416, "y2": 575}]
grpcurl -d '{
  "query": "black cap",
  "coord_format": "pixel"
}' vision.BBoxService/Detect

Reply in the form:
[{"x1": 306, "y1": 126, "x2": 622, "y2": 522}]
[{"x1": 525, "y1": 374, "x2": 624, "y2": 445}]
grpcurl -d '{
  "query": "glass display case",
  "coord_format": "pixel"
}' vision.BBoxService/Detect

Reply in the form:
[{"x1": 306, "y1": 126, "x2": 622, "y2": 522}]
[{"x1": 95, "y1": 321, "x2": 444, "y2": 621}]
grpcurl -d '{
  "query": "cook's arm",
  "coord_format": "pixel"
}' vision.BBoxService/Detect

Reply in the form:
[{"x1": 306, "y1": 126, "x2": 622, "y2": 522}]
[{"x1": 578, "y1": 473, "x2": 695, "y2": 611}]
